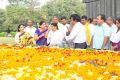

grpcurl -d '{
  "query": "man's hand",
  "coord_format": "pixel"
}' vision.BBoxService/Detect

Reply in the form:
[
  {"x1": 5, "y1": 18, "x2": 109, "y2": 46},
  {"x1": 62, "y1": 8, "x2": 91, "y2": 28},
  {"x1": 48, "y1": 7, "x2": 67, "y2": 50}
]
[{"x1": 101, "y1": 36, "x2": 109, "y2": 50}]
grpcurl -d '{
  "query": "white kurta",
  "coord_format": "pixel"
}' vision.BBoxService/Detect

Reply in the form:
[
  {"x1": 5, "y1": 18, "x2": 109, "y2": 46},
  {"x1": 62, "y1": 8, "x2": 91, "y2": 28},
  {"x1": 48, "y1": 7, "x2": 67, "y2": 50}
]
[
  {"x1": 24, "y1": 26, "x2": 36, "y2": 37},
  {"x1": 15, "y1": 32, "x2": 21, "y2": 44},
  {"x1": 47, "y1": 30, "x2": 63, "y2": 47},
  {"x1": 59, "y1": 24, "x2": 70, "y2": 38},
  {"x1": 65, "y1": 22, "x2": 86, "y2": 43},
  {"x1": 89, "y1": 24, "x2": 96, "y2": 37},
  {"x1": 109, "y1": 24, "x2": 117, "y2": 37},
  {"x1": 110, "y1": 29, "x2": 120, "y2": 43}
]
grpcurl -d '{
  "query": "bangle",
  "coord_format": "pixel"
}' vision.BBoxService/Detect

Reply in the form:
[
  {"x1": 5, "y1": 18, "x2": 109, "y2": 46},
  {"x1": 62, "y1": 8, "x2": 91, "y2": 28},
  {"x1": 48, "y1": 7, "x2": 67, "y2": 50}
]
[{"x1": 39, "y1": 35, "x2": 41, "y2": 38}]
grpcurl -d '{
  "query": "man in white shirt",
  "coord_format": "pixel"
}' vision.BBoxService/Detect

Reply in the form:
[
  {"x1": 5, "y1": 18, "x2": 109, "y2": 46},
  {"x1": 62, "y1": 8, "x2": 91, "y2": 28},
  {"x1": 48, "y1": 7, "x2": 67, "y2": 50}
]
[
  {"x1": 60, "y1": 16, "x2": 70, "y2": 37},
  {"x1": 52, "y1": 16, "x2": 63, "y2": 30},
  {"x1": 65, "y1": 14, "x2": 87, "y2": 49},
  {"x1": 81, "y1": 16, "x2": 91, "y2": 46},
  {"x1": 106, "y1": 17, "x2": 117, "y2": 36},
  {"x1": 24, "y1": 20, "x2": 36, "y2": 38},
  {"x1": 60, "y1": 16, "x2": 73, "y2": 48},
  {"x1": 89, "y1": 18, "x2": 97, "y2": 37}
]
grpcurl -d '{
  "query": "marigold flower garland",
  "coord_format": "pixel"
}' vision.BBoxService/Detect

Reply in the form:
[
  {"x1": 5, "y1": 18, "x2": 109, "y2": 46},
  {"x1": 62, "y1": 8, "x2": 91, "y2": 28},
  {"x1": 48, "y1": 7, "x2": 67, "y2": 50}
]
[{"x1": 0, "y1": 45, "x2": 120, "y2": 80}]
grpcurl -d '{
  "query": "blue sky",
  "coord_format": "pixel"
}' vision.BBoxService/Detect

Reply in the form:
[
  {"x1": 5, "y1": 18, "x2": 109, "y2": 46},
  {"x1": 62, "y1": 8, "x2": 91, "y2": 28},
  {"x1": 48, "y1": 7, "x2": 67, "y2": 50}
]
[{"x1": 0, "y1": 0, "x2": 49, "y2": 9}]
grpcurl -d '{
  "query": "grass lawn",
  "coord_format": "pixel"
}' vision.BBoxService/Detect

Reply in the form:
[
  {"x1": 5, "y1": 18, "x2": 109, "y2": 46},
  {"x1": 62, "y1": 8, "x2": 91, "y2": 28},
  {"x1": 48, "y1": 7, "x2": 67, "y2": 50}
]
[
  {"x1": 0, "y1": 37, "x2": 95, "y2": 50},
  {"x1": 0, "y1": 37, "x2": 15, "y2": 45}
]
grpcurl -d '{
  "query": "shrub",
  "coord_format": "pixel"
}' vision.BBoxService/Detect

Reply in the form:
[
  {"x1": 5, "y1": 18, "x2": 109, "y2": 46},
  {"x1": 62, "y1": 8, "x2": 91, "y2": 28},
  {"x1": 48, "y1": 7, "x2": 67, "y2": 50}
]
[
  {"x1": 10, "y1": 32, "x2": 17, "y2": 37},
  {"x1": 0, "y1": 32, "x2": 6, "y2": 37}
]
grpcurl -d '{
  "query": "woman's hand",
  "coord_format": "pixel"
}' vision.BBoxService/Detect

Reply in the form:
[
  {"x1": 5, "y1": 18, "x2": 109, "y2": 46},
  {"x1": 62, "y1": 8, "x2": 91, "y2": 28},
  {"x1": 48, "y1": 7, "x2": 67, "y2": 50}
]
[
  {"x1": 111, "y1": 45, "x2": 118, "y2": 51},
  {"x1": 41, "y1": 33, "x2": 45, "y2": 37},
  {"x1": 110, "y1": 46, "x2": 114, "y2": 51}
]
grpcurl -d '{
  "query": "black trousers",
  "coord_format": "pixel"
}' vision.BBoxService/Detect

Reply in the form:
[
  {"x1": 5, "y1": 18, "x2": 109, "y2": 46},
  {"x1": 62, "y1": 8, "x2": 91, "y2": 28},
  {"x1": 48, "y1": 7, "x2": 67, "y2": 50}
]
[{"x1": 74, "y1": 42, "x2": 87, "y2": 49}]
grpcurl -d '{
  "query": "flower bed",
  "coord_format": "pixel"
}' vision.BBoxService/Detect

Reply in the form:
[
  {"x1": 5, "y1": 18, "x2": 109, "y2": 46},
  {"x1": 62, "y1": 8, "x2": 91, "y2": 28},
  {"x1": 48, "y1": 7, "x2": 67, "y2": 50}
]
[{"x1": 0, "y1": 45, "x2": 120, "y2": 80}]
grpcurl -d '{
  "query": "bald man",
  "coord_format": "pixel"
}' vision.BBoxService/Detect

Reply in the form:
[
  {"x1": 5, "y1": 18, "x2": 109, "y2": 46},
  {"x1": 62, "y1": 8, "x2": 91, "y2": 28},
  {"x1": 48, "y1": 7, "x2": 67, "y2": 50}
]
[
  {"x1": 106, "y1": 17, "x2": 117, "y2": 36},
  {"x1": 24, "y1": 20, "x2": 36, "y2": 38}
]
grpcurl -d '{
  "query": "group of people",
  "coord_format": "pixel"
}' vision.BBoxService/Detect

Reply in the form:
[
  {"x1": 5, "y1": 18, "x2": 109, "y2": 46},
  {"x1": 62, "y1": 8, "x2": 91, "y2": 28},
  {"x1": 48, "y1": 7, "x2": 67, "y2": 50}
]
[{"x1": 15, "y1": 14, "x2": 120, "y2": 51}]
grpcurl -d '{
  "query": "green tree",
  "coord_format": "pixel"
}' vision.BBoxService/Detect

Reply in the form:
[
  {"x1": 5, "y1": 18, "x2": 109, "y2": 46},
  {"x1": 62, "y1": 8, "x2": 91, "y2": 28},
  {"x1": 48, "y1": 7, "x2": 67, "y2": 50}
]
[
  {"x1": 2, "y1": 5, "x2": 30, "y2": 31},
  {"x1": 0, "y1": 9, "x2": 6, "y2": 31},
  {"x1": 8, "y1": 0, "x2": 40, "y2": 12},
  {"x1": 2, "y1": 0, "x2": 85, "y2": 32},
  {"x1": 41, "y1": 0, "x2": 86, "y2": 21},
  {"x1": 7, "y1": 0, "x2": 41, "y2": 29}
]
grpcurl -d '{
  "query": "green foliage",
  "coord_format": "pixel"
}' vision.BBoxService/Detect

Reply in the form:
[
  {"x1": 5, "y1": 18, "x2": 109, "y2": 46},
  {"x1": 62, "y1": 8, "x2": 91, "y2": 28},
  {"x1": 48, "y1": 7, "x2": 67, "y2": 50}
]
[
  {"x1": 0, "y1": 37, "x2": 15, "y2": 45},
  {"x1": 10, "y1": 32, "x2": 17, "y2": 37},
  {"x1": 0, "y1": 0, "x2": 85, "y2": 32},
  {"x1": 41, "y1": 0, "x2": 86, "y2": 21},
  {"x1": 0, "y1": 9, "x2": 6, "y2": 31},
  {"x1": 0, "y1": 32, "x2": 6, "y2": 37}
]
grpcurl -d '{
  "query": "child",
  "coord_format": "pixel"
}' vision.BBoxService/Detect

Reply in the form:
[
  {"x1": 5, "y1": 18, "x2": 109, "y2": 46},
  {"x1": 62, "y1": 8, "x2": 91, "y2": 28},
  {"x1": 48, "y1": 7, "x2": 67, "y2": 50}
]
[{"x1": 47, "y1": 23, "x2": 63, "y2": 48}]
